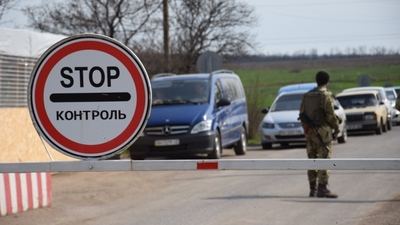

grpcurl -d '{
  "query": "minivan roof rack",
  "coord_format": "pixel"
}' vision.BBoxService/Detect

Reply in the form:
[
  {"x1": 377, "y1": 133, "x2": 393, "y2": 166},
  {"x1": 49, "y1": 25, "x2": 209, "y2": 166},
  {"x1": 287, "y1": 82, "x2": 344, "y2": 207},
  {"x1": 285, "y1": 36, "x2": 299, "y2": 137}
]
[
  {"x1": 210, "y1": 69, "x2": 234, "y2": 75},
  {"x1": 151, "y1": 73, "x2": 177, "y2": 80}
]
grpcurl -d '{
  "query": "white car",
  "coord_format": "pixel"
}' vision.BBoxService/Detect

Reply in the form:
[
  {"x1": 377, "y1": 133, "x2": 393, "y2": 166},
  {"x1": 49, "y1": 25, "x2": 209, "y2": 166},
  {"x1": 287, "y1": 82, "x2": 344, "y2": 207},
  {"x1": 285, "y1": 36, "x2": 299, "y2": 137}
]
[
  {"x1": 336, "y1": 90, "x2": 388, "y2": 134},
  {"x1": 259, "y1": 90, "x2": 347, "y2": 149},
  {"x1": 342, "y1": 86, "x2": 392, "y2": 130}
]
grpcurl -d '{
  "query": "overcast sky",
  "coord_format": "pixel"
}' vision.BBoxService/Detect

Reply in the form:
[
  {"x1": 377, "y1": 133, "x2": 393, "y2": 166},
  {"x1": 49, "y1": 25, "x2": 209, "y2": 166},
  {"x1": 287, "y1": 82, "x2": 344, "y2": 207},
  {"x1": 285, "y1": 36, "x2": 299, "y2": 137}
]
[
  {"x1": 246, "y1": 0, "x2": 400, "y2": 55},
  {"x1": 2, "y1": 0, "x2": 399, "y2": 55}
]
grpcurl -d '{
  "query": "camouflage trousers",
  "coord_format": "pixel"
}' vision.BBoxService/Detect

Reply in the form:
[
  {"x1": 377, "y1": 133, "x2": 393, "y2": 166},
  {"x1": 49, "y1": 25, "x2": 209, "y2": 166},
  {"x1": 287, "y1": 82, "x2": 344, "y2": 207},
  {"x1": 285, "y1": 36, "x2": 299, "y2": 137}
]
[{"x1": 306, "y1": 133, "x2": 332, "y2": 185}]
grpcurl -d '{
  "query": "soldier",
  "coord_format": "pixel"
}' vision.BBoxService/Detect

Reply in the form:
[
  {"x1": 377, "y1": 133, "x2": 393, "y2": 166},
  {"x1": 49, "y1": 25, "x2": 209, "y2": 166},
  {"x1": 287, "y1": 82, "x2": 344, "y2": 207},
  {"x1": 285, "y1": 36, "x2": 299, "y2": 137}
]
[{"x1": 300, "y1": 71, "x2": 340, "y2": 198}]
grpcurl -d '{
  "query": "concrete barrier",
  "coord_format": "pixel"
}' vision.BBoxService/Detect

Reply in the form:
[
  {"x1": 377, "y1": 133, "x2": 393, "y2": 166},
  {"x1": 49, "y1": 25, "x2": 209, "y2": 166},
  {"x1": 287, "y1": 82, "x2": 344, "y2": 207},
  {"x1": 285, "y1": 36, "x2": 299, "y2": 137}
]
[{"x1": 0, "y1": 172, "x2": 51, "y2": 216}]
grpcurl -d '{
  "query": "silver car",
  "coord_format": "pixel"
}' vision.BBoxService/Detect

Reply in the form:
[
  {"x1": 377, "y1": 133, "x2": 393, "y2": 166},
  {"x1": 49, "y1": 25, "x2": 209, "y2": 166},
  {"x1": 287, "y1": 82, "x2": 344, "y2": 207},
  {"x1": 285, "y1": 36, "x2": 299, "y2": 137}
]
[
  {"x1": 259, "y1": 90, "x2": 347, "y2": 149},
  {"x1": 385, "y1": 87, "x2": 400, "y2": 125}
]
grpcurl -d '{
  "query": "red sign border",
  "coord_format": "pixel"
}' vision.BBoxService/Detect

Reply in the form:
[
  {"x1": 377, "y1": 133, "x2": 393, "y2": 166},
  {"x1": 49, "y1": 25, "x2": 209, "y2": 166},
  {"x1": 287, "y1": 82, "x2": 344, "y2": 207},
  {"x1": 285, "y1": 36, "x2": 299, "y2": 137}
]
[{"x1": 28, "y1": 35, "x2": 150, "y2": 159}]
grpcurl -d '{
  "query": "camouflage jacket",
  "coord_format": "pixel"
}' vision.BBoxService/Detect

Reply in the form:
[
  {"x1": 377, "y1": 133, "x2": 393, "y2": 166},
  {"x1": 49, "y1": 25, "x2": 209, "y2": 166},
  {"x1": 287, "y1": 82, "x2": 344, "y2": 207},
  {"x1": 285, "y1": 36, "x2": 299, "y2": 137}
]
[{"x1": 300, "y1": 87, "x2": 339, "y2": 132}]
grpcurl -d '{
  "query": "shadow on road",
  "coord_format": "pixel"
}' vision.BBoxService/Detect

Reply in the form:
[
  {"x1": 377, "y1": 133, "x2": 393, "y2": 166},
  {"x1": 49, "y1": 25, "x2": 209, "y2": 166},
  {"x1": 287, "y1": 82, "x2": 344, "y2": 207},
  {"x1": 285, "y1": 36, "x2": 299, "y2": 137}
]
[{"x1": 206, "y1": 195, "x2": 400, "y2": 204}]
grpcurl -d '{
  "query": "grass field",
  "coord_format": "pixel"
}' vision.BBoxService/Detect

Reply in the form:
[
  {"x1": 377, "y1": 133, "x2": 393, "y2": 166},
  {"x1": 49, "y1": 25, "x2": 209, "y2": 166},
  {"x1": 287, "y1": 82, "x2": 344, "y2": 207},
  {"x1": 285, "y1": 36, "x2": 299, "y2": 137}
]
[{"x1": 225, "y1": 55, "x2": 400, "y2": 141}]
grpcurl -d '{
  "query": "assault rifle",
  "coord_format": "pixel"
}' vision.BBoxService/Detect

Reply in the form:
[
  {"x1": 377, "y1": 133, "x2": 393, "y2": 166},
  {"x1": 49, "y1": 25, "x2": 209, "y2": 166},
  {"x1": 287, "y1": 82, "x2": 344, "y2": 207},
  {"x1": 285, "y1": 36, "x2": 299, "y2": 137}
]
[{"x1": 299, "y1": 112, "x2": 330, "y2": 151}]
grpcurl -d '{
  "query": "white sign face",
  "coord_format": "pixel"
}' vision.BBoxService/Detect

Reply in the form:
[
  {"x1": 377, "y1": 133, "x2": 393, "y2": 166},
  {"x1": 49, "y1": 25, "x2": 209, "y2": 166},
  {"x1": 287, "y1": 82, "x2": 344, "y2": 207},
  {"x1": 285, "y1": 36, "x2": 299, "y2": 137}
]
[{"x1": 28, "y1": 34, "x2": 151, "y2": 159}]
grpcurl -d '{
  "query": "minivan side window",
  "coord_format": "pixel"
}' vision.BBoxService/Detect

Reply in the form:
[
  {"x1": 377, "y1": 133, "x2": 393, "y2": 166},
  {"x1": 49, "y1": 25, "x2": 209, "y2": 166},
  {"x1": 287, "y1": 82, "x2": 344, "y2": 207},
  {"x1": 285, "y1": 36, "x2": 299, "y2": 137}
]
[
  {"x1": 234, "y1": 78, "x2": 245, "y2": 99},
  {"x1": 214, "y1": 82, "x2": 223, "y2": 106},
  {"x1": 220, "y1": 78, "x2": 243, "y2": 101}
]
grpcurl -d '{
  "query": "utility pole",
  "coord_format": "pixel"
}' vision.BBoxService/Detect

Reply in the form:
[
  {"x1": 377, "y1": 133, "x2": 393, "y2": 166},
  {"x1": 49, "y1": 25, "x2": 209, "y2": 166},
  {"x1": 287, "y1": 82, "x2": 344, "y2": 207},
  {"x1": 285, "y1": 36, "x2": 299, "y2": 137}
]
[{"x1": 163, "y1": 0, "x2": 170, "y2": 71}]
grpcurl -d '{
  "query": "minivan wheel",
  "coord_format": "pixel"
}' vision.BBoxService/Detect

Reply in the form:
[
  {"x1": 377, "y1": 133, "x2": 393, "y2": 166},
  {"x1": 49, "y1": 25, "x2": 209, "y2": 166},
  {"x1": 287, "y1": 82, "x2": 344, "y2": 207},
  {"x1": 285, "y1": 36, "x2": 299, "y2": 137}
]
[
  {"x1": 234, "y1": 127, "x2": 247, "y2": 155},
  {"x1": 208, "y1": 131, "x2": 222, "y2": 159},
  {"x1": 130, "y1": 154, "x2": 145, "y2": 160},
  {"x1": 129, "y1": 149, "x2": 145, "y2": 160}
]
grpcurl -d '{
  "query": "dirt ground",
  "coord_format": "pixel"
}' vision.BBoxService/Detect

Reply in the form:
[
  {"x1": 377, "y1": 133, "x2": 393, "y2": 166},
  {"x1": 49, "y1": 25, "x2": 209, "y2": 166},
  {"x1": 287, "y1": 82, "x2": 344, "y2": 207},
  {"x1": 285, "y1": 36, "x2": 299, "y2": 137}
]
[{"x1": 357, "y1": 194, "x2": 400, "y2": 225}]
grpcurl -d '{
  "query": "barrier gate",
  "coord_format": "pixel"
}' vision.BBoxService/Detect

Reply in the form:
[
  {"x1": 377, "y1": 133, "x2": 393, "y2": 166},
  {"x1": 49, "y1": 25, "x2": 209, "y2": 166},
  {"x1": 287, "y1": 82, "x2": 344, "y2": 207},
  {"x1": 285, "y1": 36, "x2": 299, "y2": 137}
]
[{"x1": 1, "y1": 159, "x2": 399, "y2": 173}]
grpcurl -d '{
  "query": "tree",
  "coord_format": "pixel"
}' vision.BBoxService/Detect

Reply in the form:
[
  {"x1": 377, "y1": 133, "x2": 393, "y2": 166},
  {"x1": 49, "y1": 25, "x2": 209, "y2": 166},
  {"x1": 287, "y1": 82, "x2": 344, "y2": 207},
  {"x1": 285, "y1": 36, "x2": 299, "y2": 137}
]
[
  {"x1": 22, "y1": 0, "x2": 258, "y2": 75},
  {"x1": 0, "y1": 0, "x2": 19, "y2": 24},
  {"x1": 23, "y1": 0, "x2": 161, "y2": 47},
  {"x1": 169, "y1": 0, "x2": 257, "y2": 73}
]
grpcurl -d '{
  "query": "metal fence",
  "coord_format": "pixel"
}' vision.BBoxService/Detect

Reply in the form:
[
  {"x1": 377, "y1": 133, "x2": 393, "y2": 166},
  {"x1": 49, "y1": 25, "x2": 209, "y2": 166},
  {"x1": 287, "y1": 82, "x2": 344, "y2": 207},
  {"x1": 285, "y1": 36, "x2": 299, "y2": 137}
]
[{"x1": 0, "y1": 54, "x2": 37, "y2": 107}]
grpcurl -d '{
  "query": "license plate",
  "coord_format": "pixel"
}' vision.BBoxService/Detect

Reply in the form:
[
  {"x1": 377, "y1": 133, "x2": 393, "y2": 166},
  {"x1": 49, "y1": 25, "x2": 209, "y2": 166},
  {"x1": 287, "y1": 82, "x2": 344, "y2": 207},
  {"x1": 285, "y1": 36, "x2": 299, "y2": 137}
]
[
  {"x1": 279, "y1": 130, "x2": 303, "y2": 136},
  {"x1": 155, "y1": 139, "x2": 179, "y2": 146},
  {"x1": 347, "y1": 124, "x2": 362, "y2": 130}
]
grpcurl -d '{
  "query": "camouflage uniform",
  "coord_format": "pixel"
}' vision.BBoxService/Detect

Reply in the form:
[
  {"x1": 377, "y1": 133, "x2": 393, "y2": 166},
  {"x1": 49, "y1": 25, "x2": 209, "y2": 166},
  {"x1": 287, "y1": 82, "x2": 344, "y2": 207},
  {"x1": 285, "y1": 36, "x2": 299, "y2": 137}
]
[{"x1": 300, "y1": 87, "x2": 339, "y2": 185}]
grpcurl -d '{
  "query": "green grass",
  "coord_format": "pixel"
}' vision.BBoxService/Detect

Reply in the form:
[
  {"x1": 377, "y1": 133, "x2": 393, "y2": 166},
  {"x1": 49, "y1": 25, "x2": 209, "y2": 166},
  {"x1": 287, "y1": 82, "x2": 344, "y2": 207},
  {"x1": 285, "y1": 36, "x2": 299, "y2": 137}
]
[{"x1": 237, "y1": 65, "x2": 400, "y2": 108}]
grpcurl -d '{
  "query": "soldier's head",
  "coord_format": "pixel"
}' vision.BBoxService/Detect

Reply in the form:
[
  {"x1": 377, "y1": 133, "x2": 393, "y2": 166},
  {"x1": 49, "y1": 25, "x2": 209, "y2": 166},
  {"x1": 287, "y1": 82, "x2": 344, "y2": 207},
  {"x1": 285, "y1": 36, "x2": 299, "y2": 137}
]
[{"x1": 316, "y1": 71, "x2": 330, "y2": 86}]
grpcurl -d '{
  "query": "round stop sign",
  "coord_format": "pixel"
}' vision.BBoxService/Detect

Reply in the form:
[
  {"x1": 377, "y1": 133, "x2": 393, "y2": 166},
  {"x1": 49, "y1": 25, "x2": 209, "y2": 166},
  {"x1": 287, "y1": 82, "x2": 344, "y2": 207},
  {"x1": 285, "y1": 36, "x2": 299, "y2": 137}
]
[{"x1": 28, "y1": 34, "x2": 151, "y2": 159}]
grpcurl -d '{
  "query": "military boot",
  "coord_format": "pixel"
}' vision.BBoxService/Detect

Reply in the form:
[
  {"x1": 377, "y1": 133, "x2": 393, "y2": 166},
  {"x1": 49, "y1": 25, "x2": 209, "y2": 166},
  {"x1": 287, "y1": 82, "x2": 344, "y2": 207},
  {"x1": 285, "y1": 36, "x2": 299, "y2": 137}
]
[
  {"x1": 317, "y1": 183, "x2": 338, "y2": 198},
  {"x1": 309, "y1": 180, "x2": 317, "y2": 197}
]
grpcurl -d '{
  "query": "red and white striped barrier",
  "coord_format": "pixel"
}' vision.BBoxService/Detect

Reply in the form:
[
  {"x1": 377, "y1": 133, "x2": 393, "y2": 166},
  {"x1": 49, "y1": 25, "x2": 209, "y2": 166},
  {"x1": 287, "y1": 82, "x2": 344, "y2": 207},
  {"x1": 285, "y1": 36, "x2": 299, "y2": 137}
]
[{"x1": 0, "y1": 172, "x2": 51, "y2": 216}]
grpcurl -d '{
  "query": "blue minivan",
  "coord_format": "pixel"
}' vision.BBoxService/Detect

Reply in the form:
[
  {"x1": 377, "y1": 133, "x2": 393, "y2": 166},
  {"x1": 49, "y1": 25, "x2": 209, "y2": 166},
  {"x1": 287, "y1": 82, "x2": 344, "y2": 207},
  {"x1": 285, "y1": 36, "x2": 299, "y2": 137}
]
[{"x1": 128, "y1": 70, "x2": 249, "y2": 159}]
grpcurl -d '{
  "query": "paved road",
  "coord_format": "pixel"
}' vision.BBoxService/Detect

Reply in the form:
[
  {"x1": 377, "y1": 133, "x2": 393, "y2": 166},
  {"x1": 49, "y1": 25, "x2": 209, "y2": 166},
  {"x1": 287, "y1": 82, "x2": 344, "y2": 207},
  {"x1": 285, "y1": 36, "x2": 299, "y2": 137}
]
[{"x1": 1, "y1": 127, "x2": 400, "y2": 225}]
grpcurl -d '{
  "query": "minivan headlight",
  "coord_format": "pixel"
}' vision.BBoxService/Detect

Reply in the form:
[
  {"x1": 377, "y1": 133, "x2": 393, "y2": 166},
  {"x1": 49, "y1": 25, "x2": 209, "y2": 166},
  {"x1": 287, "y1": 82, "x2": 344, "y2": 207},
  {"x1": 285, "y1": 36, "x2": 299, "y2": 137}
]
[{"x1": 191, "y1": 120, "x2": 212, "y2": 134}]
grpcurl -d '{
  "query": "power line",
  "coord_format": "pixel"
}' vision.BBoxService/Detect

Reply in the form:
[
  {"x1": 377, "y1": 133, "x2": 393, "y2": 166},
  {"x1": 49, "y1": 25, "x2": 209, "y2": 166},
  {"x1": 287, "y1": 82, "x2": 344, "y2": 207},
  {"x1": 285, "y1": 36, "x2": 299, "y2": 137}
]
[
  {"x1": 262, "y1": 8, "x2": 400, "y2": 23},
  {"x1": 263, "y1": 32, "x2": 400, "y2": 41},
  {"x1": 253, "y1": 0, "x2": 399, "y2": 7},
  {"x1": 262, "y1": 33, "x2": 400, "y2": 45}
]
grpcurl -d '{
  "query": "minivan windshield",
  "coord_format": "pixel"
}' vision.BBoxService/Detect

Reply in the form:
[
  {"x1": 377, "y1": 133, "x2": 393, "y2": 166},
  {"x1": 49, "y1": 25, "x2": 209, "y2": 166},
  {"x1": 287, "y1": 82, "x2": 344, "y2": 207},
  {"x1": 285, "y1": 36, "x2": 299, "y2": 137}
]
[
  {"x1": 337, "y1": 94, "x2": 377, "y2": 109},
  {"x1": 271, "y1": 93, "x2": 303, "y2": 112},
  {"x1": 151, "y1": 79, "x2": 210, "y2": 105}
]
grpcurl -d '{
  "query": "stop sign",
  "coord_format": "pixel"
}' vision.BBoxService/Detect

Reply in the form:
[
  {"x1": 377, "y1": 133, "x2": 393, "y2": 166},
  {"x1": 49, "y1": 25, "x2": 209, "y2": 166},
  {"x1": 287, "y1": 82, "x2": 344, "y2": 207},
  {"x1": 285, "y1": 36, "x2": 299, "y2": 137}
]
[{"x1": 28, "y1": 34, "x2": 151, "y2": 159}]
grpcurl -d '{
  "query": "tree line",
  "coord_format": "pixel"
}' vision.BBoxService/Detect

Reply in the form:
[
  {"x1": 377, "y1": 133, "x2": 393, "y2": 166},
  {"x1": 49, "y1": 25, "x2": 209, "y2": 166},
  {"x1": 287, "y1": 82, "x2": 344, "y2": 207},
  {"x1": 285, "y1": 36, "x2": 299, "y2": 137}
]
[
  {"x1": 20, "y1": 0, "x2": 257, "y2": 76},
  {"x1": 1, "y1": 0, "x2": 398, "y2": 76}
]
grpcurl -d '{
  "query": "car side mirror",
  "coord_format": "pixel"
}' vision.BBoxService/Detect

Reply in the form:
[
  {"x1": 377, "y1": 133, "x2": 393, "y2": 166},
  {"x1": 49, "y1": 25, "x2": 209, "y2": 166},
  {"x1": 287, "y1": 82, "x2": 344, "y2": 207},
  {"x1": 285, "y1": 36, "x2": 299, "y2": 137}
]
[
  {"x1": 216, "y1": 98, "x2": 231, "y2": 107},
  {"x1": 334, "y1": 105, "x2": 339, "y2": 110},
  {"x1": 261, "y1": 108, "x2": 269, "y2": 114},
  {"x1": 379, "y1": 101, "x2": 385, "y2": 105}
]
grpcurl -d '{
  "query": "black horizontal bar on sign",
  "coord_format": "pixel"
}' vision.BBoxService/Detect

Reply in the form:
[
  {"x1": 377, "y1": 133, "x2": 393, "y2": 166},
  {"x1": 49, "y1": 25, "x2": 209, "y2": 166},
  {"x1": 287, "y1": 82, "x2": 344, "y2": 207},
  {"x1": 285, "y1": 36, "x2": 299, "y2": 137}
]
[{"x1": 49, "y1": 92, "x2": 131, "y2": 102}]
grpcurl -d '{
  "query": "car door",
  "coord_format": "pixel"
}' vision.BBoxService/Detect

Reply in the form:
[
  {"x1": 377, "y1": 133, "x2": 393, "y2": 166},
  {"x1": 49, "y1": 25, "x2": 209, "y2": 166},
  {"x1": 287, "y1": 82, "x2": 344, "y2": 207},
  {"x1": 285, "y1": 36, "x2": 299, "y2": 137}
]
[{"x1": 213, "y1": 79, "x2": 231, "y2": 146}]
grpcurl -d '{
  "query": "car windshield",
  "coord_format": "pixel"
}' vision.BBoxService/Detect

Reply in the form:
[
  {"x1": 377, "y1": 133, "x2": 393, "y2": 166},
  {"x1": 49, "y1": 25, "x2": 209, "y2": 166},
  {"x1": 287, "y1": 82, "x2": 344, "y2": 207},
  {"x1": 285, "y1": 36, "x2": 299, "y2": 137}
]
[
  {"x1": 337, "y1": 94, "x2": 377, "y2": 109},
  {"x1": 151, "y1": 79, "x2": 210, "y2": 105},
  {"x1": 385, "y1": 90, "x2": 396, "y2": 100},
  {"x1": 271, "y1": 93, "x2": 303, "y2": 112}
]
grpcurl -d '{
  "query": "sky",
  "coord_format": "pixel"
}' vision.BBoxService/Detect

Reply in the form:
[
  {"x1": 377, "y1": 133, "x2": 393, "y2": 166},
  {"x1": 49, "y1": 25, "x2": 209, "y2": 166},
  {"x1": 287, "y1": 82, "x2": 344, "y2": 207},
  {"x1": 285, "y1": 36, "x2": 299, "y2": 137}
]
[
  {"x1": 1, "y1": 0, "x2": 400, "y2": 56},
  {"x1": 245, "y1": 0, "x2": 400, "y2": 55}
]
